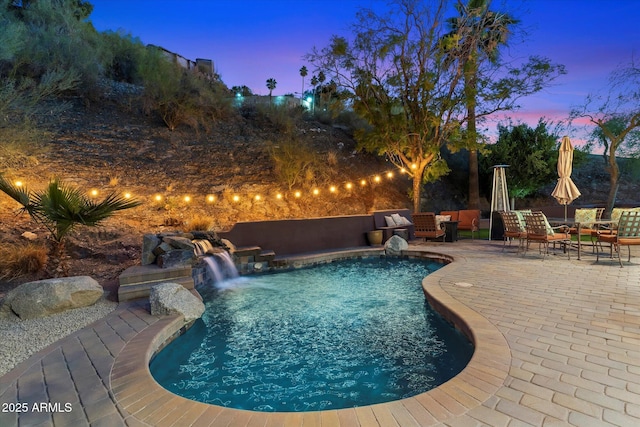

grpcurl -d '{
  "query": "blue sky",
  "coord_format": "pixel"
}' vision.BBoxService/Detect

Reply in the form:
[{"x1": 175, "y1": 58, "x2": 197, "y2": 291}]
[{"x1": 88, "y1": 0, "x2": 638, "y2": 142}]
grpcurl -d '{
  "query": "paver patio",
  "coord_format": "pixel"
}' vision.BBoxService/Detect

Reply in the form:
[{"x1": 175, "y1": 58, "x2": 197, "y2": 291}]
[{"x1": 1, "y1": 239, "x2": 639, "y2": 426}]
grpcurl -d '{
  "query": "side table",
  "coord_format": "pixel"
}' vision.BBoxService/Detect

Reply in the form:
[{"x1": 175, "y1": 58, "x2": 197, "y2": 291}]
[{"x1": 442, "y1": 221, "x2": 459, "y2": 242}]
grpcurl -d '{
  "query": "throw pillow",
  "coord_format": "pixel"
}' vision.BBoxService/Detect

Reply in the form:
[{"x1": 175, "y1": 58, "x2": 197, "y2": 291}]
[
  {"x1": 390, "y1": 213, "x2": 404, "y2": 226},
  {"x1": 574, "y1": 208, "x2": 597, "y2": 228},
  {"x1": 435, "y1": 215, "x2": 451, "y2": 230},
  {"x1": 384, "y1": 216, "x2": 396, "y2": 227}
]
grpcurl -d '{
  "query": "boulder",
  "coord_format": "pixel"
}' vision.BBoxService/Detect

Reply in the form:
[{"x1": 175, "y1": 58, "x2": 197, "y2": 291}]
[
  {"x1": 157, "y1": 249, "x2": 195, "y2": 268},
  {"x1": 141, "y1": 234, "x2": 161, "y2": 265},
  {"x1": 163, "y1": 236, "x2": 195, "y2": 251},
  {"x1": 3, "y1": 276, "x2": 103, "y2": 319},
  {"x1": 384, "y1": 235, "x2": 408, "y2": 256},
  {"x1": 149, "y1": 282, "x2": 204, "y2": 322}
]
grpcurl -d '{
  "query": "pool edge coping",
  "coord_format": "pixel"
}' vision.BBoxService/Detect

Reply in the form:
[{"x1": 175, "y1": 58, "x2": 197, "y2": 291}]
[{"x1": 110, "y1": 246, "x2": 511, "y2": 426}]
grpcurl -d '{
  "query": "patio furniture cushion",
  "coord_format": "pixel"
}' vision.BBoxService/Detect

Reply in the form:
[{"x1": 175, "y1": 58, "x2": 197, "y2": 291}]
[
  {"x1": 391, "y1": 213, "x2": 412, "y2": 226},
  {"x1": 570, "y1": 208, "x2": 598, "y2": 235},
  {"x1": 435, "y1": 214, "x2": 451, "y2": 230},
  {"x1": 385, "y1": 216, "x2": 396, "y2": 227}
]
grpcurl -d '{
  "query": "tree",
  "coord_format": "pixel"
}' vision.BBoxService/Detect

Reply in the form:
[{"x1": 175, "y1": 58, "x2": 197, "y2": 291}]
[
  {"x1": 480, "y1": 120, "x2": 559, "y2": 207},
  {"x1": 299, "y1": 65, "x2": 308, "y2": 103},
  {"x1": 231, "y1": 85, "x2": 253, "y2": 96},
  {"x1": 308, "y1": 0, "x2": 564, "y2": 212},
  {"x1": 443, "y1": 0, "x2": 518, "y2": 210},
  {"x1": 266, "y1": 77, "x2": 277, "y2": 101},
  {"x1": 0, "y1": 176, "x2": 141, "y2": 277},
  {"x1": 572, "y1": 61, "x2": 640, "y2": 215},
  {"x1": 310, "y1": 74, "x2": 319, "y2": 113},
  {"x1": 308, "y1": 0, "x2": 469, "y2": 212}
]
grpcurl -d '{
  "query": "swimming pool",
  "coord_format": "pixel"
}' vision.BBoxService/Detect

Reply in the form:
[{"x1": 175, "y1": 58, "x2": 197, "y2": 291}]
[{"x1": 150, "y1": 257, "x2": 473, "y2": 412}]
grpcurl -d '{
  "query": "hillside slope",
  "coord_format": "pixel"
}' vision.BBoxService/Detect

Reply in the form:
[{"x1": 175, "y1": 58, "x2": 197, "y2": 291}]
[{"x1": 0, "y1": 95, "x2": 410, "y2": 293}]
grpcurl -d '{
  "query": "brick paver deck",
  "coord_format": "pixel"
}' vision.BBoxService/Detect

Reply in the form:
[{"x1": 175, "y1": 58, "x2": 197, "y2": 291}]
[{"x1": 1, "y1": 239, "x2": 639, "y2": 426}]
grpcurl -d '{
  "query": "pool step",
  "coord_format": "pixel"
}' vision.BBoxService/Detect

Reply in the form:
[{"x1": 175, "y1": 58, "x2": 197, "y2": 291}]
[{"x1": 118, "y1": 264, "x2": 194, "y2": 302}]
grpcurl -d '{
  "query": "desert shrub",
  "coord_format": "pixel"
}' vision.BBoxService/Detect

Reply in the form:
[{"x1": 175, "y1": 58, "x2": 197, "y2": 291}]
[
  {"x1": 7, "y1": 0, "x2": 103, "y2": 101},
  {"x1": 0, "y1": 119, "x2": 50, "y2": 170},
  {"x1": 187, "y1": 214, "x2": 214, "y2": 231},
  {"x1": 0, "y1": 242, "x2": 48, "y2": 279},
  {"x1": 255, "y1": 103, "x2": 297, "y2": 135},
  {"x1": 269, "y1": 137, "x2": 326, "y2": 190},
  {"x1": 100, "y1": 30, "x2": 148, "y2": 84},
  {"x1": 138, "y1": 47, "x2": 232, "y2": 131}
]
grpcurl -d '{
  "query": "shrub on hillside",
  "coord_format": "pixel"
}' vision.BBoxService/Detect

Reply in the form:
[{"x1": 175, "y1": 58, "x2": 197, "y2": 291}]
[
  {"x1": 100, "y1": 30, "x2": 149, "y2": 84},
  {"x1": 0, "y1": 243, "x2": 48, "y2": 279},
  {"x1": 187, "y1": 214, "x2": 214, "y2": 231},
  {"x1": 5, "y1": 0, "x2": 104, "y2": 101},
  {"x1": 269, "y1": 137, "x2": 327, "y2": 190},
  {"x1": 138, "y1": 47, "x2": 232, "y2": 131}
]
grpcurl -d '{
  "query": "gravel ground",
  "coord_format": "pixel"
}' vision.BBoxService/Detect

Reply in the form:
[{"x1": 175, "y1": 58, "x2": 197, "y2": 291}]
[{"x1": 0, "y1": 299, "x2": 117, "y2": 376}]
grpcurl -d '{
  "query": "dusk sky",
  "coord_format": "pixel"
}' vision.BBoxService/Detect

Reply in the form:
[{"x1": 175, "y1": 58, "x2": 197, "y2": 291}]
[{"x1": 88, "y1": 0, "x2": 638, "y2": 142}]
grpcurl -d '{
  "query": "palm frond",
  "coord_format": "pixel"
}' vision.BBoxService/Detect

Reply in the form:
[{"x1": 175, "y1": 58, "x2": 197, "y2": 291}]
[{"x1": 0, "y1": 174, "x2": 36, "y2": 215}]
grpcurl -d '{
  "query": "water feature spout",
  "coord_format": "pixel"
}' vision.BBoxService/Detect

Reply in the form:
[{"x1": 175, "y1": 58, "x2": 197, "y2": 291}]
[{"x1": 193, "y1": 239, "x2": 239, "y2": 285}]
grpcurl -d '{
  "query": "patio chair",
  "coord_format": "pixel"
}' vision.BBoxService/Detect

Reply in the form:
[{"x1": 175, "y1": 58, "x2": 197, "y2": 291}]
[
  {"x1": 595, "y1": 210, "x2": 640, "y2": 267},
  {"x1": 412, "y1": 212, "x2": 445, "y2": 242},
  {"x1": 523, "y1": 211, "x2": 571, "y2": 259},
  {"x1": 498, "y1": 210, "x2": 526, "y2": 253}
]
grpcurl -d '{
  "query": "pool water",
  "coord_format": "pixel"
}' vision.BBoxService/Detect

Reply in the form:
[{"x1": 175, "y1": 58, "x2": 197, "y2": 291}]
[{"x1": 150, "y1": 258, "x2": 473, "y2": 412}]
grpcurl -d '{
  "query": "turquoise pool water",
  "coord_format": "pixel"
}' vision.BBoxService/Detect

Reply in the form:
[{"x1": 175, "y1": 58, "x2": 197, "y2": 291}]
[{"x1": 150, "y1": 257, "x2": 473, "y2": 412}]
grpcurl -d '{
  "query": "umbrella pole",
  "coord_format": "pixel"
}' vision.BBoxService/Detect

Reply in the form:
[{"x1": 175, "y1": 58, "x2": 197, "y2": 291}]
[{"x1": 564, "y1": 204, "x2": 567, "y2": 223}]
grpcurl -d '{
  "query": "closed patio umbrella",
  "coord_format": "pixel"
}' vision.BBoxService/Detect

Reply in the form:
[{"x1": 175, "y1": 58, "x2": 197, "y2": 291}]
[{"x1": 551, "y1": 136, "x2": 581, "y2": 221}]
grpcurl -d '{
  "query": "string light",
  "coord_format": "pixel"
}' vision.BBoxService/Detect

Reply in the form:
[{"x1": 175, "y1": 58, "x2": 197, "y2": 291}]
[
  {"x1": 15, "y1": 181, "x2": 23, "y2": 187},
  {"x1": 65, "y1": 165, "x2": 406, "y2": 210}
]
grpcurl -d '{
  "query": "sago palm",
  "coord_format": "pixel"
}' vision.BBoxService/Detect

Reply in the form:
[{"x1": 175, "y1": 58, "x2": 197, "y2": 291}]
[{"x1": 0, "y1": 175, "x2": 141, "y2": 277}]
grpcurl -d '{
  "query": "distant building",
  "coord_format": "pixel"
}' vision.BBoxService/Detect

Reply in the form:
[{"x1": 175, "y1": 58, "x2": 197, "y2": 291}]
[{"x1": 147, "y1": 44, "x2": 214, "y2": 78}]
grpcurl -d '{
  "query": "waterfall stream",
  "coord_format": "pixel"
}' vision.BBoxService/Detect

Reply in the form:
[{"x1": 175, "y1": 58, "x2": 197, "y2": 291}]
[{"x1": 193, "y1": 239, "x2": 240, "y2": 287}]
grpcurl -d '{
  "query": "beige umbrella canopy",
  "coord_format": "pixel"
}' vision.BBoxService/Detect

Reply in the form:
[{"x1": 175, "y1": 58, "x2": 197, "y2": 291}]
[{"x1": 551, "y1": 136, "x2": 581, "y2": 220}]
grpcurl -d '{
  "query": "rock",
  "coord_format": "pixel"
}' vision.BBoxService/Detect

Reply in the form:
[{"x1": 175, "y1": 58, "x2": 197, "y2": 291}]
[
  {"x1": 157, "y1": 249, "x2": 195, "y2": 268},
  {"x1": 163, "y1": 236, "x2": 195, "y2": 250},
  {"x1": 221, "y1": 239, "x2": 236, "y2": 252},
  {"x1": 152, "y1": 241, "x2": 173, "y2": 256},
  {"x1": 149, "y1": 282, "x2": 204, "y2": 322},
  {"x1": 3, "y1": 276, "x2": 103, "y2": 320},
  {"x1": 21, "y1": 231, "x2": 38, "y2": 241},
  {"x1": 141, "y1": 234, "x2": 161, "y2": 265},
  {"x1": 384, "y1": 235, "x2": 408, "y2": 256}
]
